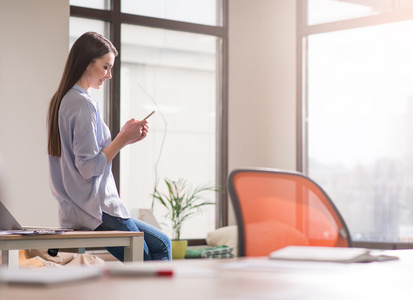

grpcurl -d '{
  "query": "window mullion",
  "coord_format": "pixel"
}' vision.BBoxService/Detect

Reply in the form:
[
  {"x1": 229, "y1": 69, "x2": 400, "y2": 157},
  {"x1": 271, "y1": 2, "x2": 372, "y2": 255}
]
[{"x1": 110, "y1": 0, "x2": 121, "y2": 189}]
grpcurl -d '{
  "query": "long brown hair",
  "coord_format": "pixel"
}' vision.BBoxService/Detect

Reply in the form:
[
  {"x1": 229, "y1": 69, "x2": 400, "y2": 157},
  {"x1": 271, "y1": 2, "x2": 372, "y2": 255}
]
[{"x1": 47, "y1": 32, "x2": 118, "y2": 157}]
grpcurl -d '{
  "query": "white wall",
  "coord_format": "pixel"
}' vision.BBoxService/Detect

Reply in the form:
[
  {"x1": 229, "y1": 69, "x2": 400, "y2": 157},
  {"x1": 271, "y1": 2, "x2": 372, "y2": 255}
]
[
  {"x1": 0, "y1": 0, "x2": 69, "y2": 226},
  {"x1": 0, "y1": 0, "x2": 296, "y2": 227},
  {"x1": 228, "y1": 0, "x2": 297, "y2": 171},
  {"x1": 228, "y1": 1, "x2": 297, "y2": 224}
]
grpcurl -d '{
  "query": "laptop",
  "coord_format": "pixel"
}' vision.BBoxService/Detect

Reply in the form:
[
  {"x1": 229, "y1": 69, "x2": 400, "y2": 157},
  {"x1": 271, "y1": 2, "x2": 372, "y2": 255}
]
[{"x1": 0, "y1": 201, "x2": 71, "y2": 234}]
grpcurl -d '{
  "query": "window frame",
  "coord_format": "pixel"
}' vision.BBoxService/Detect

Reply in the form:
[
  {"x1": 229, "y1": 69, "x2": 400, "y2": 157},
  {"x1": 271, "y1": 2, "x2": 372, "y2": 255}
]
[
  {"x1": 297, "y1": 0, "x2": 413, "y2": 249},
  {"x1": 70, "y1": 0, "x2": 229, "y2": 230}
]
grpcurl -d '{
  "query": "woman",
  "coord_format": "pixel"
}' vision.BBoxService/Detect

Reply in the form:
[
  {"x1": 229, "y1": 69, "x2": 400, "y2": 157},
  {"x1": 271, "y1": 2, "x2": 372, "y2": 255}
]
[{"x1": 47, "y1": 31, "x2": 171, "y2": 261}]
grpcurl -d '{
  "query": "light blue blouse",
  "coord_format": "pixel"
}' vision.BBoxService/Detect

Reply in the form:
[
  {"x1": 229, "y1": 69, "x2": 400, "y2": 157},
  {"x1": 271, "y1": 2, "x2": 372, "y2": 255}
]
[{"x1": 48, "y1": 84, "x2": 130, "y2": 230}]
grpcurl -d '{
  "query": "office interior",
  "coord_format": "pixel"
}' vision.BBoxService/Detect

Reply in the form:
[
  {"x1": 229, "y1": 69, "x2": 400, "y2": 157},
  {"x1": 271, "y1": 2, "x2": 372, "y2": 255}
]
[{"x1": 4, "y1": 2, "x2": 413, "y2": 299}]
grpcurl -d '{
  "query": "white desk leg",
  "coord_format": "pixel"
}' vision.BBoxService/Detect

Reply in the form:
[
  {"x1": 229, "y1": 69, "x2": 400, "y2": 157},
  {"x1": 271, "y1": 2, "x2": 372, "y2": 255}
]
[
  {"x1": 124, "y1": 236, "x2": 144, "y2": 262},
  {"x1": 2, "y1": 250, "x2": 19, "y2": 269}
]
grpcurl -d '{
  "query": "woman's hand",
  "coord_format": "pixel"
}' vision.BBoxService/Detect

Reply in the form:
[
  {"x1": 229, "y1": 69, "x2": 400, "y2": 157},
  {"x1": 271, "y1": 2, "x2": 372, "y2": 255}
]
[
  {"x1": 102, "y1": 118, "x2": 149, "y2": 164},
  {"x1": 120, "y1": 118, "x2": 149, "y2": 145}
]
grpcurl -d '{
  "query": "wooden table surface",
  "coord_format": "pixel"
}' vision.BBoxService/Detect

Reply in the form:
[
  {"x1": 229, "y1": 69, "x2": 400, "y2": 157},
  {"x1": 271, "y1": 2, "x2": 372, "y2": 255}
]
[
  {"x1": 0, "y1": 231, "x2": 144, "y2": 267},
  {"x1": 0, "y1": 231, "x2": 144, "y2": 240},
  {"x1": 1, "y1": 249, "x2": 413, "y2": 300}
]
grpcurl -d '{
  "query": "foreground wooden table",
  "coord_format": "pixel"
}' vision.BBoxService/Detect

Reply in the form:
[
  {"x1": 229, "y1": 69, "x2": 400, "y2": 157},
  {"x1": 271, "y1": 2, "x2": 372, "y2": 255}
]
[
  {"x1": 0, "y1": 231, "x2": 144, "y2": 268},
  {"x1": 2, "y1": 249, "x2": 413, "y2": 299}
]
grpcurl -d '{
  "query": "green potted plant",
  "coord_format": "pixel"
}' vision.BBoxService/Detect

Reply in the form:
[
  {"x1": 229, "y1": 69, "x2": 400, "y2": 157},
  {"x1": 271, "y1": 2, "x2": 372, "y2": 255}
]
[{"x1": 152, "y1": 178, "x2": 220, "y2": 259}]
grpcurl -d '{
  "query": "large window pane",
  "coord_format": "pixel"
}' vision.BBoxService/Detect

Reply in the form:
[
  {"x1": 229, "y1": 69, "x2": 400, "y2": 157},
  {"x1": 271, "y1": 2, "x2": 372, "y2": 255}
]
[
  {"x1": 398, "y1": 0, "x2": 413, "y2": 10},
  {"x1": 120, "y1": 24, "x2": 218, "y2": 239},
  {"x1": 307, "y1": 0, "x2": 391, "y2": 25},
  {"x1": 69, "y1": 17, "x2": 110, "y2": 124},
  {"x1": 121, "y1": 0, "x2": 221, "y2": 26},
  {"x1": 307, "y1": 20, "x2": 413, "y2": 243}
]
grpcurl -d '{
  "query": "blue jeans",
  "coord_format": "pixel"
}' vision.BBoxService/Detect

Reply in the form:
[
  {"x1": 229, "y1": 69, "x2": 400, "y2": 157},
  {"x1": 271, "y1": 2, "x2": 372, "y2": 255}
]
[{"x1": 94, "y1": 212, "x2": 172, "y2": 261}]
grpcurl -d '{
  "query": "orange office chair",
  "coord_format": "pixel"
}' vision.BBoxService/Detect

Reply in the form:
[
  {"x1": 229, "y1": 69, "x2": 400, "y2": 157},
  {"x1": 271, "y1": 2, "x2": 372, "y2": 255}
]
[{"x1": 228, "y1": 168, "x2": 352, "y2": 257}]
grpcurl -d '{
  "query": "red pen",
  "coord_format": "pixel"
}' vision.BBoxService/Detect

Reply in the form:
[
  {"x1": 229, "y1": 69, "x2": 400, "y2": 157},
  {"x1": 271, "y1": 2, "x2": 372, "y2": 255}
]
[{"x1": 107, "y1": 268, "x2": 174, "y2": 277}]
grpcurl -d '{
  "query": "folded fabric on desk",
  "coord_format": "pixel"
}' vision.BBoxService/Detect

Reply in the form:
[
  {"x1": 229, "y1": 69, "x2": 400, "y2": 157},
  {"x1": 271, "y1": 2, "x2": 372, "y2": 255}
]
[
  {"x1": 185, "y1": 245, "x2": 234, "y2": 259},
  {"x1": 20, "y1": 249, "x2": 106, "y2": 268}
]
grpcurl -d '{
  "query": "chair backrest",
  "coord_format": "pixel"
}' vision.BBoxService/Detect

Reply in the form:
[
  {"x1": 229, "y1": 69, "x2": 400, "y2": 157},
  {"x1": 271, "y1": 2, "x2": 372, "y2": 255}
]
[{"x1": 228, "y1": 168, "x2": 352, "y2": 257}]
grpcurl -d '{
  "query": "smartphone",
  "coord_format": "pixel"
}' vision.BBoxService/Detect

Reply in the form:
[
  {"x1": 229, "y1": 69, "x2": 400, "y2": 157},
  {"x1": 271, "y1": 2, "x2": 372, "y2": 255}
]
[{"x1": 143, "y1": 110, "x2": 155, "y2": 120}]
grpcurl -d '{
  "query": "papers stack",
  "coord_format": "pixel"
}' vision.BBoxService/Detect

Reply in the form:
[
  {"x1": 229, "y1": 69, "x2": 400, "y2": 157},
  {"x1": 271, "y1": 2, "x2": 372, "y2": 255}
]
[{"x1": 269, "y1": 246, "x2": 399, "y2": 263}]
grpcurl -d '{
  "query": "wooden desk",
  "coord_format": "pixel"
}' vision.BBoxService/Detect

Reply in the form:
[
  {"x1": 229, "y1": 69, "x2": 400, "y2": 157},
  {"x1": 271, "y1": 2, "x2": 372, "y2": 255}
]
[
  {"x1": 0, "y1": 231, "x2": 144, "y2": 268},
  {"x1": 1, "y1": 249, "x2": 413, "y2": 299}
]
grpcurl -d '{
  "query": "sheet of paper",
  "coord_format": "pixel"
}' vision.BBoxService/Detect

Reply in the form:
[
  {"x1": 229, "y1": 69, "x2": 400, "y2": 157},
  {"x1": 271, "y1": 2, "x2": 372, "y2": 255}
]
[{"x1": 0, "y1": 266, "x2": 102, "y2": 285}]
